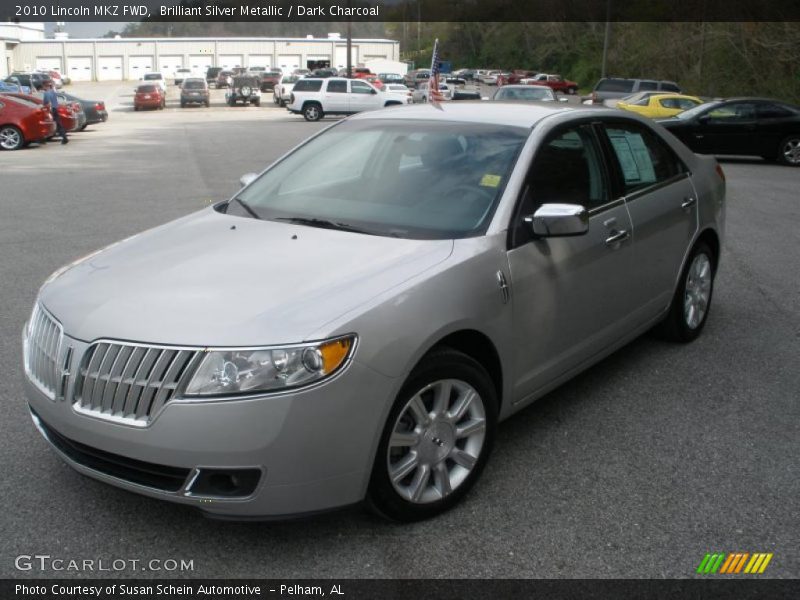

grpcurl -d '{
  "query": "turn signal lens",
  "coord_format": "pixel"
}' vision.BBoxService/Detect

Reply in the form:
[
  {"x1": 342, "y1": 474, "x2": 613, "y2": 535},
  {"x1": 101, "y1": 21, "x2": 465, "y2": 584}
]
[{"x1": 319, "y1": 337, "x2": 352, "y2": 374}]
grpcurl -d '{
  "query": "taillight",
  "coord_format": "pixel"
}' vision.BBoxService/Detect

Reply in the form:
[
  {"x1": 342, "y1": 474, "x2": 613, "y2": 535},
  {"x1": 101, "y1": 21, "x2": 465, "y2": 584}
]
[
  {"x1": 715, "y1": 164, "x2": 726, "y2": 182},
  {"x1": 95, "y1": 102, "x2": 105, "y2": 110}
]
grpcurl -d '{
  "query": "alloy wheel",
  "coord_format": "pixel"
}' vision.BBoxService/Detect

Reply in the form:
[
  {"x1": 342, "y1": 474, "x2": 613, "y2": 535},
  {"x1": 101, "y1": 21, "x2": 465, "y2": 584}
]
[
  {"x1": 0, "y1": 127, "x2": 22, "y2": 150},
  {"x1": 782, "y1": 138, "x2": 800, "y2": 165},
  {"x1": 684, "y1": 253, "x2": 712, "y2": 329},
  {"x1": 387, "y1": 378, "x2": 486, "y2": 504}
]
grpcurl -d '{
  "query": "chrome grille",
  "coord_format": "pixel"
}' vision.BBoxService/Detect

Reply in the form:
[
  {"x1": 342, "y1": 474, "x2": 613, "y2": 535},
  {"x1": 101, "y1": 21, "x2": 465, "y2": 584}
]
[
  {"x1": 25, "y1": 304, "x2": 66, "y2": 400},
  {"x1": 74, "y1": 342, "x2": 200, "y2": 426}
]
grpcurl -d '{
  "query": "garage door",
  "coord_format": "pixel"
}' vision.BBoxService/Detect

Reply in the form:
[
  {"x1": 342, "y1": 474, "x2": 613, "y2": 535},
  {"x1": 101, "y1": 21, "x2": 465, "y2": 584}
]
[
  {"x1": 36, "y1": 57, "x2": 63, "y2": 73},
  {"x1": 68, "y1": 57, "x2": 94, "y2": 81},
  {"x1": 334, "y1": 47, "x2": 358, "y2": 70},
  {"x1": 189, "y1": 55, "x2": 213, "y2": 75},
  {"x1": 219, "y1": 54, "x2": 243, "y2": 70},
  {"x1": 277, "y1": 54, "x2": 301, "y2": 72},
  {"x1": 128, "y1": 55, "x2": 154, "y2": 80},
  {"x1": 306, "y1": 55, "x2": 331, "y2": 70},
  {"x1": 248, "y1": 54, "x2": 271, "y2": 69},
  {"x1": 159, "y1": 55, "x2": 183, "y2": 78},
  {"x1": 97, "y1": 56, "x2": 122, "y2": 81}
]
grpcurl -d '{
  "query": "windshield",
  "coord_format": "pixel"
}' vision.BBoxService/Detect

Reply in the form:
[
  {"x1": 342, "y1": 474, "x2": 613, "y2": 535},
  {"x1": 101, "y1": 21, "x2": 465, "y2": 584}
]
[
  {"x1": 676, "y1": 101, "x2": 718, "y2": 120},
  {"x1": 494, "y1": 87, "x2": 553, "y2": 101},
  {"x1": 232, "y1": 120, "x2": 528, "y2": 239}
]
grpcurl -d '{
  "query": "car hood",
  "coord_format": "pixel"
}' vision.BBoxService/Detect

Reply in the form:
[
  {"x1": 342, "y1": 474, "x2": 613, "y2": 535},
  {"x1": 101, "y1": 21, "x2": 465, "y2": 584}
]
[{"x1": 40, "y1": 208, "x2": 454, "y2": 346}]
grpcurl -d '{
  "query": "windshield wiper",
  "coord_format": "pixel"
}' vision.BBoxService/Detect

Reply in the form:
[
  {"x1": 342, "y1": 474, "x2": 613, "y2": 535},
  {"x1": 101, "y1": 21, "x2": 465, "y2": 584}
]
[
  {"x1": 229, "y1": 196, "x2": 261, "y2": 219},
  {"x1": 273, "y1": 217, "x2": 373, "y2": 235}
]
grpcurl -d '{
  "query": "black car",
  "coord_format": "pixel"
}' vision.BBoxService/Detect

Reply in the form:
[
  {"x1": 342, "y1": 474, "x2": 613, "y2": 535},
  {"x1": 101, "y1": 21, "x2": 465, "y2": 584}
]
[
  {"x1": 659, "y1": 98, "x2": 800, "y2": 166},
  {"x1": 60, "y1": 92, "x2": 108, "y2": 127},
  {"x1": 206, "y1": 67, "x2": 223, "y2": 86},
  {"x1": 9, "y1": 72, "x2": 50, "y2": 91}
]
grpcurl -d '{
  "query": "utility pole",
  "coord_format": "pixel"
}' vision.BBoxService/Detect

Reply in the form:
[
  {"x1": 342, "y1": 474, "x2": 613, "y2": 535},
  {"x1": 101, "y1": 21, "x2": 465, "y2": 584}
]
[
  {"x1": 347, "y1": 19, "x2": 352, "y2": 77},
  {"x1": 601, "y1": 1, "x2": 612, "y2": 78}
]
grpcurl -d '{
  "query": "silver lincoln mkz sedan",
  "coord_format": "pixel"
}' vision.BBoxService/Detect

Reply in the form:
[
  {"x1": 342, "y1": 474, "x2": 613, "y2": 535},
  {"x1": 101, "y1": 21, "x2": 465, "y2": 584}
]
[{"x1": 23, "y1": 103, "x2": 725, "y2": 521}]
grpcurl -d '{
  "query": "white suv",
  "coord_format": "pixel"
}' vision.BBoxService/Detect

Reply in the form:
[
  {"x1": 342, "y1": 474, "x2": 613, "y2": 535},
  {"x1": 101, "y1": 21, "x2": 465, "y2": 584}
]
[{"x1": 287, "y1": 77, "x2": 409, "y2": 121}]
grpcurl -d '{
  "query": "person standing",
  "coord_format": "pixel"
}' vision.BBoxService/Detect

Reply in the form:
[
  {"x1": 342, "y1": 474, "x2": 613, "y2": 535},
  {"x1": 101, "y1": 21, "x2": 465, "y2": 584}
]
[{"x1": 42, "y1": 81, "x2": 68, "y2": 145}]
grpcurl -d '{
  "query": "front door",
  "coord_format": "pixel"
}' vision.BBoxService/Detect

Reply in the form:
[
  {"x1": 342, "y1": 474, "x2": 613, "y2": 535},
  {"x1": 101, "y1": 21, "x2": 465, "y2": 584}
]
[
  {"x1": 696, "y1": 101, "x2": 757, "y2": 155},
  {"x1": 349, "y1": 79, "x2": 380, "y2": 112},
  {"x1": 507, "y1": 124, "x2": 637, "y2": 403}
]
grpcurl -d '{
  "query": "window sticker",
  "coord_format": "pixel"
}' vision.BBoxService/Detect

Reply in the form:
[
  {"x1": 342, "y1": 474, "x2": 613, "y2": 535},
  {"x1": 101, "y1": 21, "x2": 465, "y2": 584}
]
[
  {"x1": 480, "y1": 174, "x2": 502, "y2": 187},
  {"x1": 607, "y1": 130, "x2": 656, "y2": 186}
]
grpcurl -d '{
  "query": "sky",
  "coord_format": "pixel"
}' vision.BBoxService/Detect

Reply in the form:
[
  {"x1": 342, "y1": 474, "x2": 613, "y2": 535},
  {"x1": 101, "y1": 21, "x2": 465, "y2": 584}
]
[{"x1": 44, "y1": 22, "x2": 131, "y2": 38}]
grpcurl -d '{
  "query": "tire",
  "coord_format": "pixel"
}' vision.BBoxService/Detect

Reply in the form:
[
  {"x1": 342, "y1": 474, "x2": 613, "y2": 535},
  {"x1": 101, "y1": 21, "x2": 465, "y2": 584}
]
[
  {"x1": 134, "y1": 106, "x2": 139, "y2": 112},
  {"x1": 205, "y1": 100, "x2": 210, "y2": 107},
  {"x1": 777, "y1": 135, "x2": 800, "y2": 166},
  {"x1": 568, "y1": 87, "x2": 577, "y2": 95},
  {"x1": 80, "y1": 123, "x2": 88, "y2": 130},
  {"x1": 253, "y1": 99, "x2": 261, "y2": 107},
  {"x1": 303, "y1": 103, "x2": 323, "y2": 122},
  {"x1": 366, "y1": 348, "x2": 497, "y2": 522},
  {"x1": 0, "y1": 125, "x2": 24, "y2": 151},
  {"x1": 180, "y1": 101, "x2": 186, "y2": 108},
  {"x1": 655, "y1": 241, "x2": 716, "y2": 343},
  {"x1": 279, "y1": 98, "x2": 285, "y2": 107}
]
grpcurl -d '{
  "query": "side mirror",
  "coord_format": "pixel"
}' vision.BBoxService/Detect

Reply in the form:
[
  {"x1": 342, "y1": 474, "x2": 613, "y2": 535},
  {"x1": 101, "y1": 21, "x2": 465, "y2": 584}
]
[
  {"x1": 239, "y1": 173, "x2": 258, "y2": 188},
  {"x1": 371, "y1": 88, "x2": 378, "y2": 94},
  {"x1": 558, "y1": 97, "x2": 569, "y2": 103},
  {"x1": 697, "y1": 114, "x2": 710, "y2": 124},
  {"x1": 525, "y1": 203, "x2": 589, "y2": 237}
]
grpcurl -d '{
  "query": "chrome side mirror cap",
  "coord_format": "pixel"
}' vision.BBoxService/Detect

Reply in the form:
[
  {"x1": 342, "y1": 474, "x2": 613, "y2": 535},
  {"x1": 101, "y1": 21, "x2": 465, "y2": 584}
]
[
  {"x1": 239, "y1": 173, "x2": 258, "y2": 188},
  {"x1": 525, "y1": 203, "x2": 589, "y2": 237}
]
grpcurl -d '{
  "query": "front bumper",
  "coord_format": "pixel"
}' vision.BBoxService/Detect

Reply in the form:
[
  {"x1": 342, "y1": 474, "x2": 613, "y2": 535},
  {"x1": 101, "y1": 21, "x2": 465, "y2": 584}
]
[{"x1": 25, "y1": 341, "x2": 397, "y2": 518}]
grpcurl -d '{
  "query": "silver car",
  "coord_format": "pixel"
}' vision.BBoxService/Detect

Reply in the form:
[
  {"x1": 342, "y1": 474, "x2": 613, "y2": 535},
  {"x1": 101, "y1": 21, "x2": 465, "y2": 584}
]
[{"x1": 23, "y1": 103, "x2": 725, "y2": 521}]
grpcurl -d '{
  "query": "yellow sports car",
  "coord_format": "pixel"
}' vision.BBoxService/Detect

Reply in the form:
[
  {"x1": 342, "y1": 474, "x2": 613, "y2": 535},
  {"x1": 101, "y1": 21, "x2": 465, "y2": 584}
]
[{"x1": 617, "y1": 93, "x2": 703, "y2": 118}]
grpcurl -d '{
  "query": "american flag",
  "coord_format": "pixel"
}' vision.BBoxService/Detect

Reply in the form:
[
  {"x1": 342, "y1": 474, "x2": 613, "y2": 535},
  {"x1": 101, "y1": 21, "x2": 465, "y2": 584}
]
[{"x1": 428, "y1": 38, "x2": 445, "y2": 103}]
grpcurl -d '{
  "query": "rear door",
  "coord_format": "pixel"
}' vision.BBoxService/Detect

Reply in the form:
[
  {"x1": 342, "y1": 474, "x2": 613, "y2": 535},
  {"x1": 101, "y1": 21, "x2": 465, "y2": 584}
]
[
  {"x1": 599, "y1": 120, "x2": 698, "y2": 315},
  {"x1": 324, "y1": 79, "x2": 349, "y2": 112},
  {"x1": 506, "y1": 123, "x2": 637, "y2": 401}
]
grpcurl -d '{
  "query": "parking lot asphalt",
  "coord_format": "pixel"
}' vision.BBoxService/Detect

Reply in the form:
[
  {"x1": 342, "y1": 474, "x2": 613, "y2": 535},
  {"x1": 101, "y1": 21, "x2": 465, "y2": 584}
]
[{"x1": 1, "y1": 83, "x2": 798, "y2": 579}]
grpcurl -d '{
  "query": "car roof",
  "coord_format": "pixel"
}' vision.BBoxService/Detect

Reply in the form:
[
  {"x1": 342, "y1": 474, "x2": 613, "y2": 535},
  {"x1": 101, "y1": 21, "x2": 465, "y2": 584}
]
[{"x1": 350, "y1": 101, "x2": 588, "y2": 128}]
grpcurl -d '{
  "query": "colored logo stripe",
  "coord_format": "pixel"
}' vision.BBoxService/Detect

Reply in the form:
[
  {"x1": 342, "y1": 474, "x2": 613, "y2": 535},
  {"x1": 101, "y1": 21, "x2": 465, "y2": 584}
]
[{"x1": 698, "y1": 552, "x2": 773, "y2": 574}]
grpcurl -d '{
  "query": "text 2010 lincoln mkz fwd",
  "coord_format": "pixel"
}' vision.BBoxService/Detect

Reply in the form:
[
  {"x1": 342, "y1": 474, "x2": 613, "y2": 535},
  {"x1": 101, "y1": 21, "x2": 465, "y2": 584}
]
[{"x1": 23, "y1": 103, "x2": 725, "y2": 521}]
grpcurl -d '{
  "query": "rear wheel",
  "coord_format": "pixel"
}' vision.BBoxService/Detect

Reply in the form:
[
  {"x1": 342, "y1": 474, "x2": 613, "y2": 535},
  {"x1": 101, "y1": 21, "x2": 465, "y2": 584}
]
[
  {"x1": 0, "y1": 125, "x2": 24, "y2": 151},
  {"x1": 655, "y1": 241, "x2": 716, "y2": 342},
  {"x1": 777, "y1": 135, "x2": 800, "y2": 166},
  {"x1": 303, "y1": 103, "x2": 323, "y2": 122},
  {"x1": 366, "y1": 348, "x2": 497, "y2": 522}
]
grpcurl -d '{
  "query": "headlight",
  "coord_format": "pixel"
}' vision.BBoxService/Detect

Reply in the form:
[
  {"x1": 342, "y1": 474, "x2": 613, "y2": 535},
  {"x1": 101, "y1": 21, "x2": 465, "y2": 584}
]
[{"x1": 183, "y1": 335, "x2": 355, "y2": 397}]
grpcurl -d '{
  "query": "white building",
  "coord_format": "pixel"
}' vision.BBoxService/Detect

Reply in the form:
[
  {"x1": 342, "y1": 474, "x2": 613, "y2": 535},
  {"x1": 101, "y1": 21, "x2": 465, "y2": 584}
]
[
  {"x1": 1, "y1": 22, "x2": 46, "y2": 78},
  {"x1": 7, "y1": 31, "x2": 400, "y2": 81}
]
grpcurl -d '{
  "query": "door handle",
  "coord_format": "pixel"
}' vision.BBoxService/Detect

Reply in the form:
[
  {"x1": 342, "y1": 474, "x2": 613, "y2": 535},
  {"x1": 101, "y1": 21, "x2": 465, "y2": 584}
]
[
  {"x1": 681, "y1": 197, "x2": 697, "y2": 209},
  {"x1": 605, "y1": 229, "x2": 630, "y2": 246}
]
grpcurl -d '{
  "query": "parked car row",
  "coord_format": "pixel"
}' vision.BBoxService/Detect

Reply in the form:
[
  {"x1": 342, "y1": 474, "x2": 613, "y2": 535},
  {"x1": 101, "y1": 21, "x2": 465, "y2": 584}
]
[{"x1": 0, "y1": 88, "x2": 107, "y2": 150}]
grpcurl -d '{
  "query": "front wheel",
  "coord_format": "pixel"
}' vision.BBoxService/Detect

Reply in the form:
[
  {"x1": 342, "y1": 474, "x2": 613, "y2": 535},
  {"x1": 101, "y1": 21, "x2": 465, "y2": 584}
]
[
  {"x1": 367, "y1": 348, "x2": 497, "y2": 522},
  {"x1": 303, "y1": 103, "x2": 323, "y2": 121},
  {"x1": 655, "y1": 241, "x2": 716, "y2": 342},
  {"x1": 0, "y1": 125, "x2": 24, "y2": 150},
  {"x1": 777, "y1": 135, "x2": 800, "y2": 166}
]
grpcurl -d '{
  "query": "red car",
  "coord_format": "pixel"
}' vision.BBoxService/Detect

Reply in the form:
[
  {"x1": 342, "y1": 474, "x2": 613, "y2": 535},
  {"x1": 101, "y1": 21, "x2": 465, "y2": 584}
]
[
  {"x1": 525, "y1": 73, "x2": 579, "y2": 95},
  {"x1": 0, "y1": 92, "x2": 78, "y2": 131},
  {"x1": 134, "y1": 84, "x2": 166, "y2": 110},
  {"x1": 507, "y1": 70, "x2": 538, "y2": 84},
  {"x1": 363, "y1": 75, "x2": 384, "y2": 90},
  {"x1": 0, "y1": 94, "x2": 55, "y2": 150}
]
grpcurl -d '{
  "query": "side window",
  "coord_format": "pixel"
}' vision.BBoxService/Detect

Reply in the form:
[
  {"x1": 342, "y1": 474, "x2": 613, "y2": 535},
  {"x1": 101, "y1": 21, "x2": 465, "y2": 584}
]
[
  {"x1": 707, "y1": 103, "x2": 756, "y2": 122},
  {"x1": 658, "y1": 98, "x2": 679, "y2": 109},
  {"x1": 605, "y1": 125, "x2": 685, "y2": 193},
  {"x1": 350, "y1": 80, "x2": 373, "y2": 94},
  {"x1": 512, "y1": 126, "x2": 608, "y2": 246},
  {"x1": 327, "y1": 80, "x2": 347, "y2": 93},
  {"x1": 660, "y1": 82, "x2": 680, "y2": 92},
  {"x1": 757, "y1": 103, "x2": 793, "y2": 119},
  {"x1": 638, "y1": 80, "x2": 658, "y2": 91}
]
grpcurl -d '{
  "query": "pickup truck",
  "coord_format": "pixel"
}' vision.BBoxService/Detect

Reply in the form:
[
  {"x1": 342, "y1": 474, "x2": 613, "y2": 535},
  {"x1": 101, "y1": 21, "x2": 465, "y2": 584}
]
[{"x1": 521, "y1": 73, "x2": 579, "y2": 95}]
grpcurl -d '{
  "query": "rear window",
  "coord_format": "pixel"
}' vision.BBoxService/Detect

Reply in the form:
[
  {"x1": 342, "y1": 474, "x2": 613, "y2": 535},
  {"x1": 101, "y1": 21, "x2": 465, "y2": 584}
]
[
  {"x1": 637, "y1": 80, "x2": 658, "y2": 91},
  {"x1": 138, "y1": 85, "x2": 157, "y2": 93},
  {"x1": 293, "y1": 79, "x2": 323, "y2": 92},
  {"x1": 143, "y1": 74, "x2": 162, "y2": 81},
  {"x1": 183, "y1": 80, "x2": 206, "y2": 90},
  {"x1": 596, "y1": 79, "x2": 635, "y2": 93}
]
